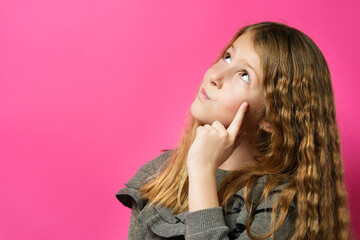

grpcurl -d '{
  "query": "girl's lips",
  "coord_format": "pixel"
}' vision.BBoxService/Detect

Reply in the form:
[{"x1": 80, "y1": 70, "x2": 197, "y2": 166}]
[{"x1": 200, "y1": 87, "x2": 211, "y2": 100}]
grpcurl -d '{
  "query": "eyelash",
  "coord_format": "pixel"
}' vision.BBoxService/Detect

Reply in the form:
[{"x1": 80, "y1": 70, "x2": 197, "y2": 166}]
[{"x1": 222, "y1": 52, "x2": 250, "y2": 83}]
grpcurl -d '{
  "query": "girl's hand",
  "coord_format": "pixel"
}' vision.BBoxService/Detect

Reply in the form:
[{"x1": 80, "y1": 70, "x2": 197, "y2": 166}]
[{"x1": 187, "y1": 101, "x2": 248, "y2": 173}]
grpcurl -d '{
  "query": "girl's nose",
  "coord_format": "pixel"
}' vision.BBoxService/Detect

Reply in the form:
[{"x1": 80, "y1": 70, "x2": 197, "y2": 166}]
[{"x1": 209, "y1": 70, "x2": 225, "y2": 88}]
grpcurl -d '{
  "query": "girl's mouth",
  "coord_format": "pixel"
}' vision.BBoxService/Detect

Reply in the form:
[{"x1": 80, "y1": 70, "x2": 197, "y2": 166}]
[{"x1": 200, "y1": 88, "x2": 211, "y2": 100}]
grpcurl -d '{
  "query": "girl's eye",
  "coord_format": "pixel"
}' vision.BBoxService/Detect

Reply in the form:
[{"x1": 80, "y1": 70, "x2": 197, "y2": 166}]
[
  {"x1": 223, "y1": 52, "x2": 251, "y2": 83},
  {"x1": 223, "y1": 52, "x2": 231, "y2": 64},
  {"x1": 240, "y1": 72, "x2": 250, "y2": 83}
]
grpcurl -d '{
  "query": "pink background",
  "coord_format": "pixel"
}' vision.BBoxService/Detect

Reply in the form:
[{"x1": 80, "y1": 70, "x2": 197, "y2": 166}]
[{"x1": 0, "y1": 0, "x2": 359, "y2": 239}]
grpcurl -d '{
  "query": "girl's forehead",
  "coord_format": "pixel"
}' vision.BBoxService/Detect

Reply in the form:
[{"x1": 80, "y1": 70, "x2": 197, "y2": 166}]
[{"x1": 232, "y1": 32, "x2": 255, "y2": 48}]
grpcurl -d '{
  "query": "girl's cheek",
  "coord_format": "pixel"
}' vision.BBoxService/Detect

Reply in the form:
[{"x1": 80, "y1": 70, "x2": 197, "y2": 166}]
[
  {"x1": 221, "y1": 98, "x2": 240, "y2": 116},
  {"x1": 217, "y1": 99, "x2": 245, "y2": 127}
]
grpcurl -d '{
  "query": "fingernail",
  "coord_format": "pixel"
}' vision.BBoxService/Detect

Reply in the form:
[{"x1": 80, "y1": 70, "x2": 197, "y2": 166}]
[{"x1": 242, "y1": 102, "x2": 248, "y2": 109}]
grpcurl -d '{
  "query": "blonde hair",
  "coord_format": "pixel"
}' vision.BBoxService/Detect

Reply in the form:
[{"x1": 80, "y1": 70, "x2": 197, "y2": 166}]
[{"x1": 140, "y1": 22, "x2": 350, "y2": 239}]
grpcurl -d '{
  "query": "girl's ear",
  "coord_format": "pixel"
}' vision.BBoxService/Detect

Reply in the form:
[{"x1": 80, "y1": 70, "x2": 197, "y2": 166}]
[{"x1": 259, "y1": 119, "x2": 274, "y2": 133}]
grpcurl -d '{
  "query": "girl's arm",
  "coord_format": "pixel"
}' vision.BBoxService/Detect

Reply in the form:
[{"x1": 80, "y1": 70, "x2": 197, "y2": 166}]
[
  {"x1": 186, "y1": 168, "x2": 231, "y2": 238},
  {"x1": 188, "y1": 168, "x2": 219, "y2": 212}
]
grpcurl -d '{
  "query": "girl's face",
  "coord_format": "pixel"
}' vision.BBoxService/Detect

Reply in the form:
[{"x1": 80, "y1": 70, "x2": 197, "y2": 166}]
[{"x1": 191, "y1": 32, "x2": 265, "y2": 132}]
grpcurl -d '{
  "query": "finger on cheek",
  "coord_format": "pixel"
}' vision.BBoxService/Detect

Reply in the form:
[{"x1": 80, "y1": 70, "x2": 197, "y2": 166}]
[{"x1": 241, "y1": 101, "x2": 248, "y2": 111}]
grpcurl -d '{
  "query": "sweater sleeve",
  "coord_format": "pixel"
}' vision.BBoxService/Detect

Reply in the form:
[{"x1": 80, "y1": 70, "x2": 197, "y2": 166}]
[
  {"x1": 185, "y1": 204, "x2": 295, "y2": 240},
  {"x1": 185, "y1": 207, "x2": 229, "y2": 239},
  {"x1": 127, "y1": 201, "x2": 147, "y2": 240}
]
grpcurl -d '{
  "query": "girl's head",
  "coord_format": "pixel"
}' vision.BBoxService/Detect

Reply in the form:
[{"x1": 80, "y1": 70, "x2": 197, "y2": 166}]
[
  {"x1": 192, "y1": 21, "x2": 336, "y2": 174},
  {"x1": 141, "y1": 22, "x2": 350, "y2": 239}
]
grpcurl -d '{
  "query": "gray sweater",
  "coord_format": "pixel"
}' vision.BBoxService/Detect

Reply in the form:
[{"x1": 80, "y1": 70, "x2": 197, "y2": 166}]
[{"x1": 115, "y1": 149, "x2": 296, "y2": 239}]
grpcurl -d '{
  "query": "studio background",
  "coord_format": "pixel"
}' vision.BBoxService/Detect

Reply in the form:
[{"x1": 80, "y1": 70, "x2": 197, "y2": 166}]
[{"x1": 0, "y1": 0, "x2": 359, "y2": 239}]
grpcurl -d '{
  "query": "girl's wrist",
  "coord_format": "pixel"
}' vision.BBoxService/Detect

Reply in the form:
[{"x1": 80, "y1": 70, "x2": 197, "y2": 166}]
[
  {"x1": 188, "y1": 166, "x2": 219, "y2": 212},
  {"x1": 188, "y1": 168, "x2": 216, "y2": 180},
  {"x1": 187, "y1": 163, "x2": 217, "y2": 177}
]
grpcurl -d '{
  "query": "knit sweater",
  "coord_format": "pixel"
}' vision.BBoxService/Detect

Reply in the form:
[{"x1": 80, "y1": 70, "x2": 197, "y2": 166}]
[{"x1": 115, "y1": 149, "x2": 296, "y2": 239}]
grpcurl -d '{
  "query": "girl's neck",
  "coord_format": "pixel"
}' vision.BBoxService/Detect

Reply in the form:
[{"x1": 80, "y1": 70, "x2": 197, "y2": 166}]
[{"x1": 218, "y1": 136, "x2": 256, "y2": 171}]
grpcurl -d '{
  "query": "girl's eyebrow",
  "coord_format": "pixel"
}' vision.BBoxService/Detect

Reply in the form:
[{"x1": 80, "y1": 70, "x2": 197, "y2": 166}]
[{"x1": 228, "y1": 44, "x2": 260, "y2": 82}]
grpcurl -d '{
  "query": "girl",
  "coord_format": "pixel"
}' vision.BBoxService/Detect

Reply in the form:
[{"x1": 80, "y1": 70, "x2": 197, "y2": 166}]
[{"x1": 116, "y1": 21, "x2": 351, "y2": 239}]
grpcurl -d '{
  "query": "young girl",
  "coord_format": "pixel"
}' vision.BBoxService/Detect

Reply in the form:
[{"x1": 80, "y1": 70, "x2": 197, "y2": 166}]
[{"x1": 116, "y1": 21, "x2": 351, "y2": 239}]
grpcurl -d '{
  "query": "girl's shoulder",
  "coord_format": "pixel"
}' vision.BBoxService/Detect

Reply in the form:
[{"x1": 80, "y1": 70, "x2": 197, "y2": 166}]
[
  {"x1": 115, "y1": 149, "x2": 175, "y2": 209},
  {"x1": 134, "y1": 149, "x2": 175, "y2": 180}
]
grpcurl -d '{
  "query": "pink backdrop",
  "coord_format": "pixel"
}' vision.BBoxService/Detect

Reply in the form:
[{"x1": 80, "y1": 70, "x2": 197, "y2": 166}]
[{"x1": 1, "y1": 0, "x2": 359, "y2": 239}]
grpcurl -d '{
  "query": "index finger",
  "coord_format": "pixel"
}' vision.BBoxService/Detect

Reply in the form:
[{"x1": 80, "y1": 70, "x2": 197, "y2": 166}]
[{"x1": 227, "y1": 101, "x2": 248, "y2": 138}]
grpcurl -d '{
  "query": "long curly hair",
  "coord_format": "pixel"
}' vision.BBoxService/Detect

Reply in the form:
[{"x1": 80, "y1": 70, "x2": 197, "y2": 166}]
[{"x1": 140, "y1": 21, "x2": 350, "y2": 239}]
